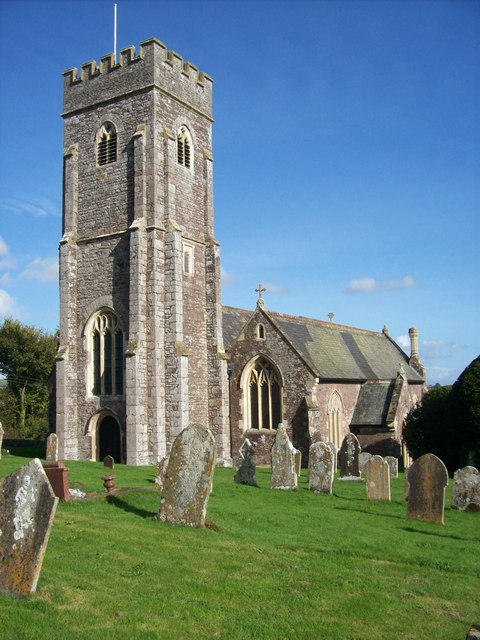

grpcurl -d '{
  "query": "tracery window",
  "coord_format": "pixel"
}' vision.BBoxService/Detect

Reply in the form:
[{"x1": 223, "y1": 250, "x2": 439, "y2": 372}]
[
  {"x1": 328, "y1": 391, "x2": 344, "y2": 448},
  {"x1": 97, "y1": 122, "x2": 117, "y2": 166},
  {"x1": 91, "y1": 311, "x2": 124, "y2": 396},
  {"x1": 245, "y1": 358, "x2": 282, "y2": 430},
  {"x1": 177, "y1": 126, "x2": 192, "y2": 168}
]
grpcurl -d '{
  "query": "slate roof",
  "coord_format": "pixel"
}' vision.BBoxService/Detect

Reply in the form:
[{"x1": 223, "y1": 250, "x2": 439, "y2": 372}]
[
  {"x1": 350, "y1": 382, "x2": 394, "y2": 425},
  {"x1": 222, "y1": 306, "x2": 424, "y2": 383}
]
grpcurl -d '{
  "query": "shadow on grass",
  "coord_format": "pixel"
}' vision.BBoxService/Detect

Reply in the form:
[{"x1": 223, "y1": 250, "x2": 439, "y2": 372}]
[
  {"x1": 400, "y1": 526, "x2": 480, "y2": 542},
  {"x1": 332, "y1": 505, "x2": 403, "y2": 520},
  {"x1": 106, "y1": 493, "x2": 157, "y2": 519},
  {"x1": 8, "y1": 445, "x2": 45, "y2": 459}
]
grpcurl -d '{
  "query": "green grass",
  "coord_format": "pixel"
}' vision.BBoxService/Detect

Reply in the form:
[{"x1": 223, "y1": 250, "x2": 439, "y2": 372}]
[{"x1": 1, "y1": 454, "x2": 479, "y2": 640}]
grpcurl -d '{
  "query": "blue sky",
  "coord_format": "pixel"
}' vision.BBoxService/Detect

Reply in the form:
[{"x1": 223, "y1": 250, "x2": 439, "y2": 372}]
[{"x1": 0, "y1": 0, "x2": 478, "y2": 385}]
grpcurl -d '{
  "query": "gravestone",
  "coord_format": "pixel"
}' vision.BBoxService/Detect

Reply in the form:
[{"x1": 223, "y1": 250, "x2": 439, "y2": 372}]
[
  {"x1": 0, "y1": 458, "x2": 58, "y2": 597},
  {"x1": 42, "y1": 461, "x2": 70, "y2": 501},
  {"x1": 103, "y1": 455, "x2": 114, "y2": 469},
  {"x1": 45, "y1": 433, "x2": 58, "y2": 462},
  {"x1": 271, "y1": 424, "x2": 297, "y2": 490},
  {"x1": 155, "y1": 456, "x2": 168, "y2": 490},
  {"x1": 158, "y1": 424, "x2": 216, "y2": 527},
  {"x1": 364, "y1": 455, "x2": 391, "y2": 501},
  {"x1": 338, "y1": 433, "x2": 361, "y2": 478},
  {"x1": 0, "y1": 422, "x2": 3, "y2": 459},
  {"x1": 294, "y1": 450, "x2": 302, "y2": 477},
  {"x1": 359, "y1": 452, "x2": 372, "y2": 475},
  {"x1": 325, "y1": 442, "x2": 338, "y2": 473},
  {"x1": 234, "y1": 439, "x2": 257, "y2": 486},
  {"x1": 404, "y1": 466, "x2": 410, "y2": 502},
  {"x1": 309, "y1": 441, "x2": 334, "y2": 494},
  {"x1": 384, "y1": 456, "x2": 399, "y2": 478},
  {"x1": 406, "y1": 453, "x2": 448, "y2": 525},
  {"x1": 451, "y1": 466, "x2": 480, "y2": 512}
]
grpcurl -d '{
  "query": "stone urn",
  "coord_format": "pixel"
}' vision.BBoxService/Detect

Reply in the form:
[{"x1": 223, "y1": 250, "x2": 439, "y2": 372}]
[{"x1": 102, "y1": 474, "x2": 116, "y2": 494}]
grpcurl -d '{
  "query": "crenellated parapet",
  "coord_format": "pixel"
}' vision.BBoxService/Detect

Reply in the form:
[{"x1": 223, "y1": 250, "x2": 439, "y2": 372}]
[{"x1": 62, "y1": 38, "x2": 213, "y2": 119}]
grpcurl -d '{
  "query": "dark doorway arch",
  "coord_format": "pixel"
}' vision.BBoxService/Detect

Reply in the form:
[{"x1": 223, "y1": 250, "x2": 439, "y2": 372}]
[{"x1": 98, "y1": 415, "x2": 121, "y2": 463}]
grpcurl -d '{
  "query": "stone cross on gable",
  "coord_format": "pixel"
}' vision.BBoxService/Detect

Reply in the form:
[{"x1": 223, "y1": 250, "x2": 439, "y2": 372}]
[{"x1": 255, "y1": 283, "x2": 266, "y2": 308}]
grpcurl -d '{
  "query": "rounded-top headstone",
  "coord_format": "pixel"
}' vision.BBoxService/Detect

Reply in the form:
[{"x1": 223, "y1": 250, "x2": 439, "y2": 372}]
[{"x1": 406, "y1": 453, "x2": 448, "y2": 525}]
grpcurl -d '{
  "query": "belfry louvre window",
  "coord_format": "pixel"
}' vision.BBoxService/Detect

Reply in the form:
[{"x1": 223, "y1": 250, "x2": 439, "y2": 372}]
[
  {"x1": 246, "y1": 358, "x2": 282, "y2": 430},
  {"x1": 91, "y1": 311, "x2": 124, "y2": 396},
  {"x1": 177, "y1": 126, "x2": 192, "y2": 168},
  {"x1": 97, "y1": 122, "x2": 117, "y2": 166}
]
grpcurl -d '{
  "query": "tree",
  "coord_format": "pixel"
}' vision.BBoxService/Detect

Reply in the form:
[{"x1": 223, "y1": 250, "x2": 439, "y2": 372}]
[
  {"x1": 403, "y1": 384, "x2": 452, "y2": 467},
  {"x1": 0, "y1": 318, "x2": 57, "y2": 437},
  {"x1": 447, "y1": 355, "x2": 480, "y2": 468}
]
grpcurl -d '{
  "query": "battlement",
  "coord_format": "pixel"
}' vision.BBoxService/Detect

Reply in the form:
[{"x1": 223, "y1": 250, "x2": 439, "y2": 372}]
[{"x1": 62, "y1": 38, "x2": 213, "y2": 119}]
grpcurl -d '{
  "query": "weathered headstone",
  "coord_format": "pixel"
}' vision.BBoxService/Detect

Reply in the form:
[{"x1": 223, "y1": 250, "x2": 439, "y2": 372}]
[
  {"x1": 42, "y1": 461, "x2": 70, "y2": 501},
  {"x1": 103, "y1": 454, "x2": 114, "y2": 469},
  {"x1": 45, "y1": 433, "x2": 58, "y2": 462},
  {"x1": 384, "y1": 456, "x2": 399, "y2": 478},
  {"x1": 0, "y1": 422, "x2": 3, "y2": 460},
  {"x1": 0, "y1": 458, "x2": 58, "y2": 597},
  {"x1": 309, "y1": 441, "x2": 334, "y2": 494},
  {"x1": 271, "y1": 424, "x2": 297, "y2": 490},
  {"x1": 158, "y1": 424, "x2": 216, "y2": 527},
  {"x1": 359, "y1": 452, "x2": 372, "y2": 475},
  {"x1": 155, "y1": 456, "x2": 168, "y2": 490},
  {"x1": 404, "y1": 466, "x2": 410, "y2": 503},
  {"x1": 294, "y1": 449, "x2": 302, "y2": 477},
  {"x1": 364, "y1": 455, "x2": 391, "y2": 501},
  {"x1": 325, "y1": 442, "x2": 338, "y2": 473},
  {"x1": 234, "y1": 439, "x2": 257, "y2": 486},
  {"x1": 406, "y1": 453, "x2": 448, "y2": 525},
  {"x1": 338, "y1": 433, "x2": 361, "y2": 478},
  {"x1": 451, "y1": 466, "x2": 480, "y2": 512}
]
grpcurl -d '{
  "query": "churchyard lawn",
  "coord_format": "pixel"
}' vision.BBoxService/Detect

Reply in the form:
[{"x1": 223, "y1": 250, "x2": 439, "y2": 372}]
[{"x1": 1, "y1": 449, "x2": 478, "y2": 639}]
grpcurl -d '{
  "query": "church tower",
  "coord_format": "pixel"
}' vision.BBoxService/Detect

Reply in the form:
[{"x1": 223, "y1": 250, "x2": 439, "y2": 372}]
[{"x1": 56, "y1": 39, "x2": 229, "y2": 465}]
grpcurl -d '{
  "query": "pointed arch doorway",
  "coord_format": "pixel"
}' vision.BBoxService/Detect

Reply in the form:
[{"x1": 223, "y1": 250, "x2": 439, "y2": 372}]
[{"x1": 98, "y1": 415, "x2": 122, "y2": 463}]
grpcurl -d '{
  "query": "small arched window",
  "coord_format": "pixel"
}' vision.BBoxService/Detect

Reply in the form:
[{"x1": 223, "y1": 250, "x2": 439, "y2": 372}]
[
  {"x1": 256, "y1": 323, "x2": 265, "y2": 340},
  {"x1": 90, "y1": 311, "x2": 124, "y2": 396},
  {"x1": 97, "y1": 122, "x2": 117, "y2": 166},
  {"x1": 177, "y1": 126, "x2": 192, "y2": 168}
]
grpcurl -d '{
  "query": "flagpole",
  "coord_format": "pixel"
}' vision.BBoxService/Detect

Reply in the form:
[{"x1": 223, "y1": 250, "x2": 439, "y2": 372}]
[{"x1": 114, "y1": 3, "x2": 117, "y2": 62}]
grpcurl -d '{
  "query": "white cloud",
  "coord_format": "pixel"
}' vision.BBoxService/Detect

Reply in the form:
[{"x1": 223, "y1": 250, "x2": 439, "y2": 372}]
[
  {"x1": 0, "y1": 236, "x2": 8, "y2": 256},
  {"x1": 0, "y1": 196, "x2": 60, "y2": 218},
  {"x1": 262, "y1": 282, "x2": 286, "y2": 296},
  {"x1": 221, "y1": 266, "x2": 237, "y2": 287},
  {"x1": 0, "y1": 289, "x2": 23, "y2": 319},
  {"x1": 396, "y1": 335, "x2": 410, "y2": 350},
  {"x1": 345, "y1": 275, "x2": 416, "y2": 294},
  {"x1": 427, "y1": 366, "x2": 458, "y2": 385},
  {"x1": 19, "y1": 257, "x2": 58, "y2": 284},
  {"x1": 0, "y1": 273, "x2": 11, "y2": 286}
]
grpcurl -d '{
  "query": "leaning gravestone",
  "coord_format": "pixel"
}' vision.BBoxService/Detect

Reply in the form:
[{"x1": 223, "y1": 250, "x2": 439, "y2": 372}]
[
  {"x1": 0, "y1": 421, "x2": 3, "y2": 460},
  {"x1": 325, "y1": 442, "x2": 338, "y2": 473},
  {"x1": 271, "y1": 424, "x2": 297, "y2": 490},
  {"x1": 103, "y1": 455, "x2": 114, "y2": 469},
  {"x1": 0, "y1": 458, "x2": 58, "y2": 597},
  {"x1": 384, "y1": 456, "x2": 399, "y2": 478},
  {"x1": 364, "y1": 455, "x2": 391, "y2": 501},
  {"x1": 406, "y1": 453, "x2": 448, "y2": 525},
  {"x1": 234, "y1": 439, "x2": 257, "y2": 486},
  {"x1": 309, "y1": 441, "x2": 334, "y2": 494},
  {"x1": 359, "y1": 452, "x2": 372, "y2": 475},
  {"x1": 45, "y1": 433, "x2": 58, "y2": 462},
  {"x1": 158, "y1": 424, "x2": 216, "y2": 527},
  {"x1": 338, "y1": 433, "x2": 361, "y2": 478},
  {"x1": 451, "y1": 466, "x2": 480, "y2": 512}
]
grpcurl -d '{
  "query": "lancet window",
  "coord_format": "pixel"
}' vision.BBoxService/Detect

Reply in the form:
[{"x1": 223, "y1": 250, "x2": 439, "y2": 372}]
[
  {"x1": 177, "y1": 126, "x2": 192, "y2": 168},
  {"x1": 328, "y1": 391, "x2": 344, "y2": 448},
  {"x1": 91, "y1": 311, "x2": 124, "y2": 396},
  {"x1": 245, "y1": 358, "x2": 282, "y2": 430}
]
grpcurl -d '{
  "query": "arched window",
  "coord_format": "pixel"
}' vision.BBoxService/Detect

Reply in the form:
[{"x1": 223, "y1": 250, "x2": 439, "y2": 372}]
[
  {"x1": 245, "y1": 358, "x2": 282, "y2": 430},
  {"x1": 90, "y1": 311, "x2": 124, "y2": 396},
  {"x1": 328, "y1": 391, "x2": 344, "y2": 448},
  {"x1": 97, "y1": 122, "x2": 117, "y2": 166},
  {"x1": 256, "y1": 323, "x2": 265, "y2": 340},
  {"x1": 177, "y1": 126, "x2": 192, "y2": 168}
]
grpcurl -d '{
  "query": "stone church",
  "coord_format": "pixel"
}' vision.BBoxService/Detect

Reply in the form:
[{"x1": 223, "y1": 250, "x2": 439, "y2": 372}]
[{"x1": 56, "y1": 38, "x2": 425, "y2": 468}]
